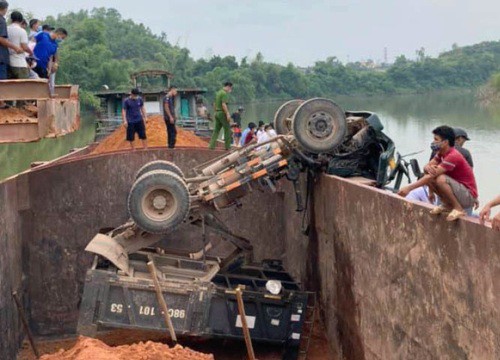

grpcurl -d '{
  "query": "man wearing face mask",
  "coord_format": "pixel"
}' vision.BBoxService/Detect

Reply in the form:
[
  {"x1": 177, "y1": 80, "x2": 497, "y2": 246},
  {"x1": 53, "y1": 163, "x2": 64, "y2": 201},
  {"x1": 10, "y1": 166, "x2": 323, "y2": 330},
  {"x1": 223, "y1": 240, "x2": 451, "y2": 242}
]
[
  {"x1": 33, "y1": 27, "x2": 67, "y2": 80},
  {"x1": 398, "y1": 126, "x2": 478, "y2": 222},
  {"x1": 430, "y1": 127, "x2": 473, "y2": 167},
  {"x1": 406, "y1": 127, "x2": 474, "y2": 206}
]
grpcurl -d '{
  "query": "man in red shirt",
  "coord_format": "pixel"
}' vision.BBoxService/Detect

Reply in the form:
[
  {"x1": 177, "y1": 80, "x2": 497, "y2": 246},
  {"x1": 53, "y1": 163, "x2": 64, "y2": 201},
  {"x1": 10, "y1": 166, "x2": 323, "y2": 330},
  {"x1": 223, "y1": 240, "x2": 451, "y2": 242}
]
[{"x1": 398, "y1": 126, "x2": 478, "y2": 221}]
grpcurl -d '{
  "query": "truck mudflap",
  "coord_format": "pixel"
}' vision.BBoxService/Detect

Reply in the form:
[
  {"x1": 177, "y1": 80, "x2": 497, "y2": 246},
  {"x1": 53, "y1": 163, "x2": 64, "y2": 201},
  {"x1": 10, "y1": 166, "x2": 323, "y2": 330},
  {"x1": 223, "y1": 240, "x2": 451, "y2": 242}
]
[{"x1": 77, "y1": 253, "x2": 311, "y2": 358}]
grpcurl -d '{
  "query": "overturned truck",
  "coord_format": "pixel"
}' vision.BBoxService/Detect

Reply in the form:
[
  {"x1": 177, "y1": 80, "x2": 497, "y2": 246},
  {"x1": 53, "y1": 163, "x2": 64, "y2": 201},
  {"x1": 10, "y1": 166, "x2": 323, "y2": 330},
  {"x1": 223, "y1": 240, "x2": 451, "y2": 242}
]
[{"x1": 78, "y1": 98, "x2": 405, "y2": 359}]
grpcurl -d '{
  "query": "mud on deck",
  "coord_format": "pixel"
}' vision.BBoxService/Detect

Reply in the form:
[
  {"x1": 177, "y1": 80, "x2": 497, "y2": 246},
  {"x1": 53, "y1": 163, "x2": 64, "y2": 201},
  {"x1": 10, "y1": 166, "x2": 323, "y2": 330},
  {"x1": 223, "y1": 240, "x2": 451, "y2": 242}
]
[{"x1": 18, "y1": 313, "x2": 335, "y2": 360}]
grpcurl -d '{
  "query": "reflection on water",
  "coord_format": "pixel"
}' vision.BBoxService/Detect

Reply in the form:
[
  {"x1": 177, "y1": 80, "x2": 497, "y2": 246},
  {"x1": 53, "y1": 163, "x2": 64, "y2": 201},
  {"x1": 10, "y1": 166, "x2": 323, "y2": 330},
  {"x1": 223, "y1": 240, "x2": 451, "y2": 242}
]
[
  {"x1": 242, "y1": 92, "x2": 500, "y2": 205},
  {"x1": 0, "y1": 112, "x2": 96, "y2": 180},
  {"x1": 1, "y1": 93, "x2": 499, "y2": 207}
]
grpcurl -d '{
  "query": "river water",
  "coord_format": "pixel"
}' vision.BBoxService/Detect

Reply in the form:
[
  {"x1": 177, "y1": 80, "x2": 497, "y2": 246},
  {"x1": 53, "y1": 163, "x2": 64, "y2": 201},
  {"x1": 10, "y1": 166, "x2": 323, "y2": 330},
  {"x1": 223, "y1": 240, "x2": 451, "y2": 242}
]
[{"x1": 1, "y1": 92, "x2": 499, "y2": 208}]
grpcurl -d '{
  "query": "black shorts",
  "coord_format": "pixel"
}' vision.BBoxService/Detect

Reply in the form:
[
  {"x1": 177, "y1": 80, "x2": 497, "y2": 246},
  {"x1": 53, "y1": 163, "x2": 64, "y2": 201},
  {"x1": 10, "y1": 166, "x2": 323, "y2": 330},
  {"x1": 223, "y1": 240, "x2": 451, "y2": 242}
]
[{"x1": 126, "y1": 121, "x2": 147, "y2": 141}]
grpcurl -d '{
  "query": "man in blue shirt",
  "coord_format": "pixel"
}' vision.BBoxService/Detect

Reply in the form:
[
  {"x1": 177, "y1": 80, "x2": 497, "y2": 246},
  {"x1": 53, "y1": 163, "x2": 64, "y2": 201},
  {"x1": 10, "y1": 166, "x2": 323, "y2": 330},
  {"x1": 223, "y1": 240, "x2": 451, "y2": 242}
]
[
  {"x1": 33, "y1": 27, "x2": 67, "y2": 79},
  {"x1": 162, "y1": 86, "x2": 178, "y2": 148},
  {"x1": 122, "y1": 88, "x2": 148, "y2": 150}
]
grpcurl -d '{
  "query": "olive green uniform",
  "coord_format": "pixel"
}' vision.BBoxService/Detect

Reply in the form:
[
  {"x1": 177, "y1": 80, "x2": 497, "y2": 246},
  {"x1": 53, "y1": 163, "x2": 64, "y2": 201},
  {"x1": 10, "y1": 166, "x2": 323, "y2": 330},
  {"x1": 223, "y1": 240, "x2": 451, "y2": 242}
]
[{"x1": 209, "y1": 89, "x2": 232, "y2": 150}]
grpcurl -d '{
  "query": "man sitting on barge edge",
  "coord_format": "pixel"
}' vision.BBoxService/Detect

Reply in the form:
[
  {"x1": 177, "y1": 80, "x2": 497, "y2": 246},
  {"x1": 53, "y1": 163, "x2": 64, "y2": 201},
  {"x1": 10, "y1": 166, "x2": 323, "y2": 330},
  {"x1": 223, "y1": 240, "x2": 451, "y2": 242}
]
[{"x1": 398, "y1": 125, "x2": 478, "y2": 222}]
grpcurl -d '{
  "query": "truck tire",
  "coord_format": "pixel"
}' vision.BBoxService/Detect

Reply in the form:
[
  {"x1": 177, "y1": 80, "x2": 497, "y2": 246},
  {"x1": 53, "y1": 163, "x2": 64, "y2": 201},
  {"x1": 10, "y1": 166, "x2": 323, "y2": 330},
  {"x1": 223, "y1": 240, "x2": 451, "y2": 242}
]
[
  {"x1": 128, "y1": 170, "x2": 190, "y2": 234},
  {"x1": 273, "y1": 99, "x2": 304, "y2": 135},
  {"x1": 292, "y1": 98, "x2": 347, "y2": 154},
  {"x1": 135, "y1": 160, "x2": 184, "y2": 180}
]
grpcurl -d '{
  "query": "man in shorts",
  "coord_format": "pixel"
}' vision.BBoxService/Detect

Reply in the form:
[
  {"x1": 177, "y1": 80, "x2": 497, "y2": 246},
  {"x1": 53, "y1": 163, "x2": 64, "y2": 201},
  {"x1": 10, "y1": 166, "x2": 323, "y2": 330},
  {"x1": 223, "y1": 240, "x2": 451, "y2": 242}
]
[
  {"x1": 398, "y1": 125, "x2": 478, "y2": 222},
  {"x1": 122, "y1": 88, "x2": 148, "y2": 150}
]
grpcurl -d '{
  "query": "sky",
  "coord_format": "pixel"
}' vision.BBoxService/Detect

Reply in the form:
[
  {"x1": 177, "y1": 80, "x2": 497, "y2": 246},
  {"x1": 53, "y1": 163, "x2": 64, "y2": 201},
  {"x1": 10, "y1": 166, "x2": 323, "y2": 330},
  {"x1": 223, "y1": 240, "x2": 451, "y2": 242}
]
[{"x1": 11, "y1": 0, "x2": 500, "y2": 66}]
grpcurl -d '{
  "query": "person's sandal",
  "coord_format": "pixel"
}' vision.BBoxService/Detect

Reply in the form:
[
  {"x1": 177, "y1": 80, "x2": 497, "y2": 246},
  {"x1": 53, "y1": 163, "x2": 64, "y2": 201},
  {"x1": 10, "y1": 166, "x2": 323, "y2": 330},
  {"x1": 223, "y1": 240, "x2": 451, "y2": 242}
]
[
  {"x1": 446, "y1": 209, "x2": 466, "y2": 222},
  {"x1": 430, "y1": 205, "x2": 451, "y2": 215}
]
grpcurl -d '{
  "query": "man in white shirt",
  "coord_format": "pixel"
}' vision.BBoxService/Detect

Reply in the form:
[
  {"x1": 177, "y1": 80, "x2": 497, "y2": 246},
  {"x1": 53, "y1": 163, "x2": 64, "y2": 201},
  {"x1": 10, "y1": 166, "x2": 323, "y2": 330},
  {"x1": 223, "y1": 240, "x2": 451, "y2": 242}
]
[{"x1": 7, "y1": 11, "x2": 32, "y2": 80}]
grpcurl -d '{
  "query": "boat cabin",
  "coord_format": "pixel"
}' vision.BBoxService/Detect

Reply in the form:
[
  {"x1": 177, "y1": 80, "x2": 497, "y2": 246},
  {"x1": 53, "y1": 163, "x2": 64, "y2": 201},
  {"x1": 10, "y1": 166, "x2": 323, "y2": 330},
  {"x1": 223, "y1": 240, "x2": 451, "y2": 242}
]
[{"x1": 95, "y1": 70, "x2": 208, "y2": 122}]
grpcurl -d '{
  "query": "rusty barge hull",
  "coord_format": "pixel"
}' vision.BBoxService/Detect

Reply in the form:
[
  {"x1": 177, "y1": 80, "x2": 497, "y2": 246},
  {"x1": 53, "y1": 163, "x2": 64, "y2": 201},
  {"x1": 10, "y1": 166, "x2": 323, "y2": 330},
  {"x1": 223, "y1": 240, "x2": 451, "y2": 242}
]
[
  {"x1": 0, "y1": 147, "x2": 499, "y2": 360},
  {"x1": 0, "y1": 80, "x2": 80, "y2": 143}
]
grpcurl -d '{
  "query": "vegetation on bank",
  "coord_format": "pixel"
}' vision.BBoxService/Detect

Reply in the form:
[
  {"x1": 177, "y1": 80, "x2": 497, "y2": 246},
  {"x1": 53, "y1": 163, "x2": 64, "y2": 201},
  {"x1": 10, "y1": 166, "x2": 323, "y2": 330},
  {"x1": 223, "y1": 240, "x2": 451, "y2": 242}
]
[
  {"x1": 478, "y1": 73, "x2": 500, "y2": 105},
  {"x1": 43, "y1": 8, "x2": 500, "y2": 107}
]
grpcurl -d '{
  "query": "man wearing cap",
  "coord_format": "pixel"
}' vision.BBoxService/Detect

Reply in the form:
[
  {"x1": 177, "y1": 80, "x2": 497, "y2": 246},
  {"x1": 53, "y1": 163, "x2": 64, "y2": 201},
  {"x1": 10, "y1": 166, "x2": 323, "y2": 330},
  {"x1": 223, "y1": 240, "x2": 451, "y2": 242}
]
[
  {"x1": 453, "y1": 128, "x2": 473, "y2": 168},
  {"x1": 33, "y1": 27, "x2": 67, "y2": 79},
  {"x1": 42, "y1": 24, "x2": 54, "y2": 32},
  {"x1": 7, "y1": 11, "x2": 33, "y2": 81},
  {"x1": 122, "y1": 88, "x2": 148, "y2": 150}
]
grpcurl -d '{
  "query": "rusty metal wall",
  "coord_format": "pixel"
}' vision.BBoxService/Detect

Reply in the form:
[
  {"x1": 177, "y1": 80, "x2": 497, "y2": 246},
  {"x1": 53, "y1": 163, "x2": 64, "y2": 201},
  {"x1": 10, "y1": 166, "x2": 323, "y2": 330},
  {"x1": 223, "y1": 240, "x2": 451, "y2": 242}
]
[
  {"x1": 0, "y1": 178, "x2": 25, "y2": 359},
  {"x1": 37, "y1": 98, "x2": 80, "y2": 138},
  {"x1": 21, "y1": 149, "x2": 284, "y2": 336},
  {"x1": 0, "y1": 83, "x2": 80, "y2": 143},
  {"x1": 297, "y1": 174, "x2": 500, "y2": 360},
  {"x1": 0, "y1": 79, "x2": 50, "y2": 101}
]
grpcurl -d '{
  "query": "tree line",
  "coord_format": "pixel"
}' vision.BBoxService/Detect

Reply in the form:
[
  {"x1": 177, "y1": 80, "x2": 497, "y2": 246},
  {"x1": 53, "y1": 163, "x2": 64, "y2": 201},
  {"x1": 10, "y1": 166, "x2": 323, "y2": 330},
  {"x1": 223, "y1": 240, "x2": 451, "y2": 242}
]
[{"x1": 45, "y1": 8, "x2": 500, "y2": 107}]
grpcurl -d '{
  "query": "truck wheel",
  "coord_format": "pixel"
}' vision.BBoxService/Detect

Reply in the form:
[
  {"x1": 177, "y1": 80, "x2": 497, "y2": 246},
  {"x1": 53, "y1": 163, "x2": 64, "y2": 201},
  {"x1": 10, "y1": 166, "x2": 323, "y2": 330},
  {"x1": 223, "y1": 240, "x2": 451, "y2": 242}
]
[
  {"x1": 274, "y1": 99, "x2": 304, "y2": 135},
  {"x1": 128, "y1": 170, "x2": 190, "y2": 234},
  {"x1": 292, "y1": 98, "x2": 347, "y2": 154},
  {"x1": 135, "y1": 160, "x2": 184, "y2": 180}
]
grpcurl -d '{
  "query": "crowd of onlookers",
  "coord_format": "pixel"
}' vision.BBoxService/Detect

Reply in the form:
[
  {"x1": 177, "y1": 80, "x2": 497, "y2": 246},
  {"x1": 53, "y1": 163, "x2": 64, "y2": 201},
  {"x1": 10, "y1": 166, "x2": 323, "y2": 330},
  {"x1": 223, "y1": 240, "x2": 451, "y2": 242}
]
[{"x1": 0, "y1": 0, "x2": 68, "y2": 108}]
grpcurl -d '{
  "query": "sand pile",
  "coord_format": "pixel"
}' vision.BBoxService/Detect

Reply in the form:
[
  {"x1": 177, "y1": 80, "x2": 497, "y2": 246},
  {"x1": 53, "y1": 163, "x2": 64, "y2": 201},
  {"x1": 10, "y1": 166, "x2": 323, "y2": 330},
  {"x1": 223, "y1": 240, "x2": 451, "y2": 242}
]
[
  {"x1": 0, "y1": 106, "x2": 38, "y2": 124},
  {"x1": 92, "y1": 115, "x2": 208, "y2": 154},
  {"x1": 40, "y1": 336, "x2": 214, "y2": 360}
]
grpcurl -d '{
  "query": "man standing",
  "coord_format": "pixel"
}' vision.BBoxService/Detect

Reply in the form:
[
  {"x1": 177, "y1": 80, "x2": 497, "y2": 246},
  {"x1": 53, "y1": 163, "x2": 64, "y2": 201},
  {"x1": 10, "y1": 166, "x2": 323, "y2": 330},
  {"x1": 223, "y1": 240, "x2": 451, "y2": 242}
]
[
  {"x1": 398, "y1": 126, "x2": 478, "y2": 221},
  {"x1": 0, "y1": 1, "x2": 24, "y2": 109},
  {"x1": 33, "y1": 27, "x2": 67, "y2": 79},
  {"x1": 163, "y1": 86, "x2": 178, "y2": 149},
  {"x1": 8, "y1": 11, "x2": 33, "y2": 81},
  {"x1": 209, "y1": 82, "x2": 233, "y2": 150},
  {"x1": 122, "y1": 88, "x2": 148, "y2": 150}
]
